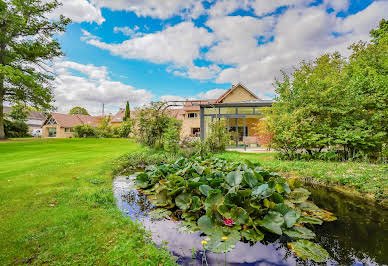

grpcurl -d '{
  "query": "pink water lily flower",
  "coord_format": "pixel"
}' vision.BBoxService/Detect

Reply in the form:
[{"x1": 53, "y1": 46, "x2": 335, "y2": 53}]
[{"x1": 223, "y1": 217, "x2": 234, "y2": 226}]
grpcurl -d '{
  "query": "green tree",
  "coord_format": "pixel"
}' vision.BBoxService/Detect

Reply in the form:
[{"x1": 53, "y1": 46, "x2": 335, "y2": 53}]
[
  {"x1": 69, "y1": 106, "x2": 90, "y2": 115},
  {"x1": 7, "y1": 103, "x2": 29, "y2": 122},
  {"x1": 0, "y1": 0, "x2": 70, "y2": 139},
  {"x1": 205, "y1": 120, "x2": 230, "y2": 152},
  {"x1": 162, "y1": 118, "x2": 182, "y2": 153},
  {"x1": 123, "y1": 101, "x2": 131, "y2": 121}
]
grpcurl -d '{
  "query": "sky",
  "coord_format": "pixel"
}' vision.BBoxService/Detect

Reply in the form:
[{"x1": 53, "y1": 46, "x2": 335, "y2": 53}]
[{"x1": 48, "y1": 0, "x2": 387, "y2": 115}]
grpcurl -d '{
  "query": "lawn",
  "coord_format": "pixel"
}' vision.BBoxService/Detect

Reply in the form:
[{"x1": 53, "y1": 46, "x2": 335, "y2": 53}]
[
  {"x1": 218, "y1": 152, "x2": 388, "y2": 202},
  {"x1": 0, "y1": 138, "x2": 174, "y2": 265}
]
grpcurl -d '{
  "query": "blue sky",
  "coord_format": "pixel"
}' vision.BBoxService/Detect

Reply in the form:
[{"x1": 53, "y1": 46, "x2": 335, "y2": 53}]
[{"x1": 50, "y1": 0, "x2": 387, "y2": 115}]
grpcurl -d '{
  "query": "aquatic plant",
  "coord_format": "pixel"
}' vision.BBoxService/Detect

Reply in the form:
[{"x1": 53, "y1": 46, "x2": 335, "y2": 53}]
[{"x1": 135, "y1": 156, "x2": 336, "y2": 262}]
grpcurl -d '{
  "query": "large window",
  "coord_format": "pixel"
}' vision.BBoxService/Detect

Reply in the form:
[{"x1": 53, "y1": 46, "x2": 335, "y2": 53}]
[
  {"x1": 65, "y1": 128, "x2": 74, "y2": 133},
  {"x1": 187, "y1": 113, "x2": 198, "y2": 118}
]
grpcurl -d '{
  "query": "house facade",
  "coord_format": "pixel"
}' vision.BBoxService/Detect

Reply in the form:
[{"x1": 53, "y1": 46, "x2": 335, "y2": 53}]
[{"x1": 42, "y1": 113, "x2": 102, "y2": 138}]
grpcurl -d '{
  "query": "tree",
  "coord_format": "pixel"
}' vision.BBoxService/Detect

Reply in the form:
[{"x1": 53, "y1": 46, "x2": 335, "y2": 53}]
[
  {"x1": 0, "y1": 0, "x2": 70, "y2": 139},
  {"x1": 69, "y1": 106, "x2": 89, "y2": 115},
  {"x1": 123, "y1": 101, "x2": 131, "y2": 121},
  {"x1": 7, "y1": 103, "x2": 29, "y2": 121}
]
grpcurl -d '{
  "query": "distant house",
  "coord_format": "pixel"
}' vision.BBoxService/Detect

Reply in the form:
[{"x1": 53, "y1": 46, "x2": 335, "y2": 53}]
[
  {"x1": 42, "y1": 113, "x2": 102, "y2": 138},
  {"x1": 3, "y1": 106, "x2": 46, "y2": 131}
]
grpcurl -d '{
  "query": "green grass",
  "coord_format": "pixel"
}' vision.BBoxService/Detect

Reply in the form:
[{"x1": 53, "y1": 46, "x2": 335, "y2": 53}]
[
  {"x1": 218, "y1": 152, "x2": 388, "y2": 201},
  {"x1": 0, "y1": 138, "x2": 175, "y2": 265}
]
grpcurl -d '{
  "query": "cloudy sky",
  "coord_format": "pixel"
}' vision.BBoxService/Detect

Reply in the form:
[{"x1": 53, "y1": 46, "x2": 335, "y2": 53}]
[{"x1": 50, "y1": 0, "x2": 387, "y2": 115}]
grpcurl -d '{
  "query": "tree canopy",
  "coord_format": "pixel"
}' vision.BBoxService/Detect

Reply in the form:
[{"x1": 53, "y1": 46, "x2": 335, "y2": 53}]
[
  {"x1": 123, "y1": 101, "x2": 131, "y2": 121},
  {"x1": 0, "y1": 0, "x2": 70, "y2": 139},
  {"x1": 268, "y1": 19, "x2": 388, "y2": 161},
  {"x1": 69, "y1": 106, "x2": 90, "y2": 115}
]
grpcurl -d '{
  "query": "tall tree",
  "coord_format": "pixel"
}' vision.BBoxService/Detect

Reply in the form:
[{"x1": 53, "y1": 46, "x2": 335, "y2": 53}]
[
  {"x1": 0, "y1": 0, "x2": 70, "y2": 139},
  {"x1": 69, "y1": 106, "x2": 89, "y2": 115},
  {"x1": 123, "y1": 101, "x2": 131, "y2": 121}
]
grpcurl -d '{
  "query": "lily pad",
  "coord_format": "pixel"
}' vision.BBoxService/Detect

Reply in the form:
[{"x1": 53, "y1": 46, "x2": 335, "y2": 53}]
[
  {"x1": 175, "y1": 193, "x2": 191, "y2": 210},
  {"x1": 252, "y1": 184, "x2": 273, "y2": 199},
  {"x1": 291, "y1": 188, "x2": 311, "y2": 203},
  {"x1": 148, "y1": 208, "x2": 172, "y2": 220},
  {"x1": 225, "y1": 171, "x2": 243, "y2": 187},
  {"x1": 257, "y1": 211, "x2": 284, "y2": 235},
  {"x1": 288, "y1": 240, "x2": 329, "y2": 262},
  {"x1": 241, "y1": 228, "x2": 264, "y2": 242},
  {"x1": 230, "y1": 207, "x2": 249, "y2": 225},
  {"x1": 284, "y1": 226, "x2": 316, "y2": 240},
  {"x1": 177, "y1": 221, "x2": 199, "y2": 233},
  {"x1": 205, "y1": 230, "x2": 240, "y2": 253},
  {"x1": 297, "y1": 215, "x2": 323, "y2": 225},
  {"x1": 243, "y1": 172, "x2": 258, "y2": 188}
]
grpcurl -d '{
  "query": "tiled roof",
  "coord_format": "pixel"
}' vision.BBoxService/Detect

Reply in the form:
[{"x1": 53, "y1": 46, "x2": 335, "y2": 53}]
[
  {"x1": 216, "y1": 83, "x2": 259, "y2": 103},
  {"x1": 47, "y1": 113, "x2": 103, "y2": 128},
  {"x1": 111, "y1": 109, "x2": 139, "y2": 123},
  {"x1": 3, "y1": 106, "x2": 46, "y2": 121}
]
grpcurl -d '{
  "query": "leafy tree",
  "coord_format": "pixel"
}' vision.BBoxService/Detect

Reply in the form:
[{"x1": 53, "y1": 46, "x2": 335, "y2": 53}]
[
  {"x1": 123, "y1": 101, "x2": 131, "y2": 121},
  {"x1": 113, "y1": 120, "x2": 132, "y2": 138},
  {"x1": 69, "y1": 106, "x2": 89, "y2": 115},
  {"x1": 162, "y1": 118, "x2": 182, "y2": 153},
  {"x1": 205, "y1": 120, "x2": 230, "y2": 152},
  {"x1": 7, "y1": 103, "x2": 29, "y2": 121},
  {"x1": 0, "y1": 0, "x2": 70, "y2": 139}
]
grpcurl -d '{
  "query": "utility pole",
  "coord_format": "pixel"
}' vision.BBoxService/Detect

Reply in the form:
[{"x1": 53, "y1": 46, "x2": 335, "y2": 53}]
[{"x1": 102, "y1": 103, "x2": 105, "y2": 117}]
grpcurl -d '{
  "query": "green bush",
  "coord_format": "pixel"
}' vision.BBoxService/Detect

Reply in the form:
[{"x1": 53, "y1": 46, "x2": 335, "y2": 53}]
[
  {"x1": 205, "y1": 120, "x2": 230, "y2": 153},
  {"x1": 4, "y1": 119, "x2": 29, "y2": 137},
  {"x1": 74, "y1": 124, "x2": 97, "y2": 138},
  {"x1": 162, "y1": 119, "x2": 182, "y2": 153},
  {"x1": 113, "y1": 120, "x2": 132, "y2": 138}
]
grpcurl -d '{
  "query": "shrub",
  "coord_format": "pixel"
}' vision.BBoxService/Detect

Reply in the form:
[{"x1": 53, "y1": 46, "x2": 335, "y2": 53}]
[
  {"x1": 162, "y1": 119, "x2": 182, "y2": 153},
  {"x1": 205, "y1": 120, "x2": 230, "y2": 153},
  {"x1": 113, "y1": 120, "x2": 132, "y2": 138},
  {"x1": 74, "y1": 124, "x2": 97, "y2": 138},
  {"x1": 4, "y1": 119, "x2": 29, "y2": 137}
]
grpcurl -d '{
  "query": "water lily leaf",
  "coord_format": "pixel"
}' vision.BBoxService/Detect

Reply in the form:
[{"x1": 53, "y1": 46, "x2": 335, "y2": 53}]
[
  {"x1": 257, "y1": 211, "x2": 284, "y2": 235},
  {"x1": 197, "y1": 215, "x2": 217, "y2": 235},
  {"x1": 284, "y1": 226, "x2": 316, "y2": 240},
  {"x1": 288, "y1": 240, "x2": 329, "y2": 262},
  {"x1": 297, "y1": 215, "x2": 323, "y2": 225},
  {"x1": 135, "y1": 173, "x2": 150, "y2": 188},
  {"x1": 282, "y1": 183, "x2": 291, "y2": 194},
  {"x1": 273, "y1": 203, "x2": 300, "y2": 228},
  {"x1": 149, "y1": 189, "x2": 170, "y2": 207},
  {"x1": 177, "y1": 221, "x2": 199, "y2": 233},
  {"x1": 299, "y1": 202, "x2": 320, "y2": 211},
  {"x1": 252, "y1": 184, "x2": 273, "y2": 199},
  {"x1": 291, "y1": 188, "x2": 311, "y2": 203},
  {"x1": 275, "y1": 183, "x2": 285, "y2": 193},
  {"x1": 254, "y1": 172, "x2": 264, "y2": 183},
  {"x1": 241, "y1": 228, "x2": 264, "y2": 242},
  {"x1": 199, "y1": 184, "x2": 212, "y2": 196},
  {"x1": 263, "y1": 198, "x2": 276, "y2": 209},
  {"x1": 244, "y1": 159, "x2": 256, "y2": 170},
  {"x1": 175, "y1": 193, "x2": 191, "y2": 211},
  {"x1": 243, "y1": 172, "x2": 258, "y2": 188},
  {"x1": 148, "y1": 208, "x2": 172, "y2": 221},
  {"x1": 190, "y1": 196, "x2": 202, "y2": 211},
  {"x1": 237, "y1": 189, "x2": 252, "y2": 198},
  {"x1": 225, "y1": 171, "x2": 243, "y2": 186},
  {"x1": 217, "y1": 204, "x2": 231, "y2": 219},
  {"x1": 224, "y1": 192, "x2": 239, "y2": 207},
  {"x1": 307, "y1": 209, "x2": 337, "y2": 222},
  {"x1": 205, "y1": 230, "x2": 240, "y2": 253},
  {"x1": 230, "y1": 207, "x2": 249, "y2": 225}
]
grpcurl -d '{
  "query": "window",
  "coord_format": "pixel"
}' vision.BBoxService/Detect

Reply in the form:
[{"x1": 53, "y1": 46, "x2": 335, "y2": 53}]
[
  {"x1": 187, "y1": 113, "x2": 198, "y2": 118},
  {"x1": 191, "y1": 128, "x2": 200, "y2": 136},
  {"x1": 65, "y1": 128, "x2": 74, "y2": 133}
]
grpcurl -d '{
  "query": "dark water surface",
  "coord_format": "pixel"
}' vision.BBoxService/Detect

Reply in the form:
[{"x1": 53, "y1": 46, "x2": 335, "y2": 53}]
[{"x1": 113, "y1": 176, "x2": 388, "y2": 266}]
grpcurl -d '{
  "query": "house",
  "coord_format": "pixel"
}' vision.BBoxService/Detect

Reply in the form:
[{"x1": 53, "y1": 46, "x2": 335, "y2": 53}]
[
  {"x1": 3, "y1": 106, "x2": 47, "y2": 131},
  {"x1": 42, "y1": 113, "x2": 102, "y2": 138}
]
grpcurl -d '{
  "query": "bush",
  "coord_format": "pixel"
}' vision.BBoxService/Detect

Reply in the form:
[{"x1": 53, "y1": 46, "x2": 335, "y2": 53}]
[
  {"x1": 113, "y1": 120, "x2": 132, "y2": 138},
  {"x1": 205, "y1": 120, "x2": 230, "y2": 153},
  {"x1": 74, "y1": 124, "x2": 97, "y2": 138},
  {"x1": 4, "y1": 119, "x2": 29, "y2": 137},
  {"x1": 162, "y1": 119, "x2": 182, "y2": 153}
]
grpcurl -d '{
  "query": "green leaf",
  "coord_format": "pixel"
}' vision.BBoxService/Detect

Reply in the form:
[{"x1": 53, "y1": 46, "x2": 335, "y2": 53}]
[
  {"x1": 243, "y1": 172, "x2": 258, "y2": 188},
  {"x1": 230, "y1": 207, "x2": 249, "y2": 225},
  {"x1": 254, "y1": 172, "x2": 264, "y2": 183},
  {"x1": 257, "y1": 211, "x2": 284, "y2": 235},
  {"x1": 291, "y1": 188, "x2": 311, "y2": 203},
  {"x1": 284, "y1": 226, "x2": 316, "y2": 240},
  {"x1": 135, "y1": 173, "x2": 150, "y2": 188},
  {"x1": 197, "y1": 215, "x2": 216, "y2": 235},
  {"x1": 149, "y1": 189, "x2": 170, "y2": 207},
  {"x1": 193, "y1": 164, "x2": 204, "y2": 175},
  {"x1": 177, "y1": 221, "x2": 199, "y2": 233},
  {"x1": 148, "y1": 208, "x2": 172, "y2": 220},
  {"x1": 288, "y1": 240, "x2": 330, "y2": 262},
  {"x1": 205, "y1": 189, "x2": 224, "y2": 209},
  {"x1": 199, "y1": 184, "x2": 212, "y2": 196},
  {"x1": 273, "y1": 203, "x2": 300, "y2": 228},
  {"x1": 190, "y1": 196, "x2": 202, "y2": 211},
  {"x1": 205, "y1": 230, "x2": 240, "y2": 253},
  {"x1": 297, "y1": 215, "x2": 323, "y2": 225},
  {"x1": 270, "y1": 192, "x2": 284, "y2": 203},
  {"x1": 217, "y1": 204, "x2": 231, "y2": 219},
  {"x1": 175, "y1": 193, "x2": 191, "y2": 211},
  {"x1": 225, "y1": 171, "x2": 243, "y2": 186},
  {"x1": 241, "y1": 228, "x2": 264, "y2": 242},
  {"x1": 252, "y1": 184, "x2": 273, "y2": 199}
]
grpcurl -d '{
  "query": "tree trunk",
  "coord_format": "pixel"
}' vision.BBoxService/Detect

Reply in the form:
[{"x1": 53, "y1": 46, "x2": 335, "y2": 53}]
[{"x1": 0, "y1": 83, "x2": 5, "y2": 140}]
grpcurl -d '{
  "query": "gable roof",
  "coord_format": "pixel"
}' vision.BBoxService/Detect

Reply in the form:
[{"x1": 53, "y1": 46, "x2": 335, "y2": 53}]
[
  {"x1": 216, "y1": 83, "x2": 259, "y2": 103},
  {"x1": 3, "y1": 106, "x2": 46, "y2": 121},
  {"x1": 43, "y1": 113, "x2": 102, "y2": 128}
]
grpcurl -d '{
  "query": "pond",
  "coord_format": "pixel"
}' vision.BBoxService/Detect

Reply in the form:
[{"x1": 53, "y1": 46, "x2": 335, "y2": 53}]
[{"x1": 114, "y1": 175, "x2": 388, "y2": 265}]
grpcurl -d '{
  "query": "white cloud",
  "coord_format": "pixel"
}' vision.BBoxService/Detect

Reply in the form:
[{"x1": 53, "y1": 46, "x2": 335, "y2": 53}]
[
  {"x1": 172, "y1": 64, "x2": 221, "y2": 80},
  {"x1": 197, "y1": 88, "x2": 227, "y2": 99},
  {"x1": 47, "y1": 0, "x2": 105, "y2": 24},
  {"x1": 84, "y1": 21, "x2": 215, "y2": 72},
  {"x1": 208, "y1": 0, "x2": 250, "y2": 17},
  {"x1": 53, "y1": 60, "x2": 153, "y2": 115},
  {"x1": 92, "y1": 0, "x2": 205, "y2": 19},
  {"x1": 113, "y1": 26, "x2": 142, "y2": 38}
]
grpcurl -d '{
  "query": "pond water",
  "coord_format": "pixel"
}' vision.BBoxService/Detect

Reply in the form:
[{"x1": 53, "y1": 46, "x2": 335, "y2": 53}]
[{"x1": 113, "y1": 175, "x2": 388, "y2": 266}]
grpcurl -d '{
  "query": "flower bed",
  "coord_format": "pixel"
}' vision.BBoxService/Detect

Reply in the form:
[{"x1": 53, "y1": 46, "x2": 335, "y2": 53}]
[{"x1": 135, "y1": 156, "x2": 336, "y2": 262}]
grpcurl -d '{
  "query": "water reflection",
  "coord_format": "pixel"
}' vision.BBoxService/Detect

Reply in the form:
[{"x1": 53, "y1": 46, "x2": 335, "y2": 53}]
[{"x1": 114, "y1": 176, "x2": 388, "y2": 266}]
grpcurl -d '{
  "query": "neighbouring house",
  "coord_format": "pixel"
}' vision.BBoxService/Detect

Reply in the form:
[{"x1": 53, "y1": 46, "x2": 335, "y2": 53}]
[
  {"x1": 42, "y1": 113, "x2": 102, "y2": 138},
  {"x1": 110, "y1": 83, "x2": 274, "y2": 146},
  {"x1": 3, "y1": 106, "x2": 47, "y2": 131}
]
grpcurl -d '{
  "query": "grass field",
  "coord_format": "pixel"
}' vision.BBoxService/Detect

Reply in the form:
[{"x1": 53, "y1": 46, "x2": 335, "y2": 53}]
[
  {"x1": 0, "y1": 139, "x2": 174, "y2": 265},
  {"x1": 218, "y1": 152, "x2": 388, "y2": 201}
]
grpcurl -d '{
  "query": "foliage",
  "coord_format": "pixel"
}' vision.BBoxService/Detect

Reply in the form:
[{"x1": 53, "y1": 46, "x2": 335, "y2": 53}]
[
  {"x1": 73, "y1": 124, "x2": 97, "y2": 138},
  {"x1": 7, "y1": 103, "x2": 29, "y2": 122},
  {"x1": 97, "y1": 116, "x2": 114, "y2": 138},
  {"x1": 123, "y1": 101, "x2": 131, "y2": 121},
  {"x1": 0, "y1": 0, "x2": 70, "y2": 139},
  {"x1": 69, "y1": 106, "x2": 89, "y2": 115},
  {"x1": 268, "y1": 20, "x2": 388, "y2": 161},
  {"x1": 4, "y1": 119, "x2": 29, "y2": 137},
  {"x1": 135, "y1": 156, "x2": 336, "y2": 261},
  {"x1": 205, "y1": 120, "x2": 230, "y2": 153},
  {"x1": 163, "y1": 118, "x2": 182, "y2": 153},
  {"x1": 113, "y1": 120, "x2": 132, "y2": 138},
  {"x1": 252, "y1": 118, "x2": 274, "y2": 148},
  {"x1": 135, "y1": 102, "x2": 178, "y2": 149}
]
